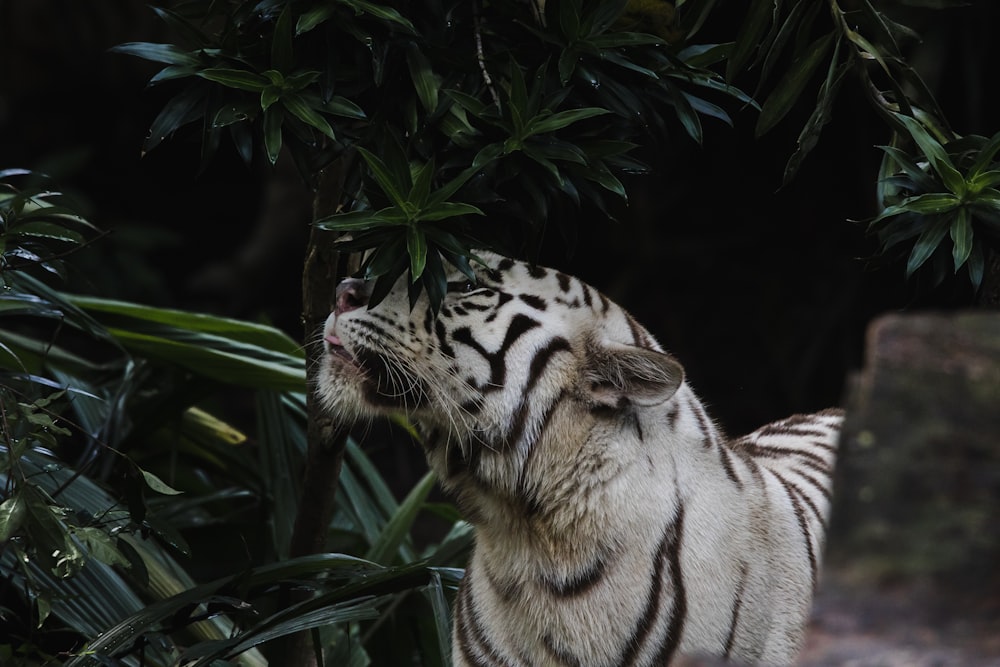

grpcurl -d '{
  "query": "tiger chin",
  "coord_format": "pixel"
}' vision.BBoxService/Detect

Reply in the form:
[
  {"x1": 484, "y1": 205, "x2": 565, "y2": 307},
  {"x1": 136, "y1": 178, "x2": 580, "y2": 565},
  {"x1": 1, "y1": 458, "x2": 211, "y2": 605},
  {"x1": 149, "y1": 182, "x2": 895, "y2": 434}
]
[{"x1": 316, "y1": 251, "x2": 842, "y2": 667}]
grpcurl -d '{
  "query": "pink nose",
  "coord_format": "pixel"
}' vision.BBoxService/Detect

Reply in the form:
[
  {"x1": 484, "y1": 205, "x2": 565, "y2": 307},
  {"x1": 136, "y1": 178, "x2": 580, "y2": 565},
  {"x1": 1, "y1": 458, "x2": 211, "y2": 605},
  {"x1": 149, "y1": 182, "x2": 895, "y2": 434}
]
[{"x1": 335, "y1": 278, "x2": 370, "y2": 314}]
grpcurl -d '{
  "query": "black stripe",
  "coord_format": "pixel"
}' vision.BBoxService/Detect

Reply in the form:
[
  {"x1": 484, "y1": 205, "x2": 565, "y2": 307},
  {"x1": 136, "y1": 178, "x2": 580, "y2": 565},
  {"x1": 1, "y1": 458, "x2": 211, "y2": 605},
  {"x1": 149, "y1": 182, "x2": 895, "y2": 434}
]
[
  {"x1": 793, "y1": 466, "x2": 833, "y2": 502},
  {"x1": 556, "y1": 272, "x2": 572, "y2": 292},
  {"x1": 690, "y1": 397, "x2": 716, "y2": 451},
  {"x1": 648, "y1": 504, "x2": 687, "y2": 666},
  {"x1": 435, "y1": 319, "x2": 456, "y2": 358},
  {"x1": 723, "y1": 562, "x2": 750, "y2": 658},
  {"x1": 452, "y1": 313, "x2": 540, "y2": 393},
  {"x1": 718, "y1": 444, "x2": 742, "y2": 489},
  {"x1": 541, "y1": 556, "x2": 608, "y2": 597},
  {"x1": 518, "y1": 293, "x2": 547, "y2": 310},
  {"x1": 528, "y1": 264, "x2": 548, "y2": 278},
  {"x1": 618, "y1": 505, "x2": 686, "y2": 666},
  {"x1": 766, "y1": 469, "x2": 819, "y2": 588},
  {"x1": 743, "y1": 441, "x2": 830, "y2": 471},
  {"x1": 504, "y1": 338, "x2": 571, "y2": 450},
  {"x1": 516, "y1": 390, "x2": 567, "y2": 510},
  {"x1": 455, "y1": 570, "x2": 518, "y2": 667}
]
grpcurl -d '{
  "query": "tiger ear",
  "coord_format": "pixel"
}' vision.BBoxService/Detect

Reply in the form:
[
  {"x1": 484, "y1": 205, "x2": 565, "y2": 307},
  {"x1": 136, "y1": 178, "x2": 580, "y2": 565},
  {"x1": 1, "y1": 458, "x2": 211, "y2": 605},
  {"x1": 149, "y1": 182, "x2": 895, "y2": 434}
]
[{"x1": 584, "y1": 343, "x2": 684, "y2": 408}]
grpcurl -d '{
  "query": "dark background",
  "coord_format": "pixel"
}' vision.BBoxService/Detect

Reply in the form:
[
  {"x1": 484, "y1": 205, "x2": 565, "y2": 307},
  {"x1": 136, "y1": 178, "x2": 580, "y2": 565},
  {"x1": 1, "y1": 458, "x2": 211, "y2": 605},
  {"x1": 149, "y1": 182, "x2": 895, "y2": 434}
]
[{"x1": 1, "y1": 1, "x2": 996, "y2": 433}]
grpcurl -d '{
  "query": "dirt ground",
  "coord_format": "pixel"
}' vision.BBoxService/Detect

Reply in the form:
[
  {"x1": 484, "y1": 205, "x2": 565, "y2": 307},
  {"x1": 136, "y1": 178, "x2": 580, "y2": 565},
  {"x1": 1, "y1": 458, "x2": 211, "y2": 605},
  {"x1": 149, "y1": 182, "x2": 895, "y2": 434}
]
[{"x1": 800, "y1": 568, "x2": 1000, "y2": 667}]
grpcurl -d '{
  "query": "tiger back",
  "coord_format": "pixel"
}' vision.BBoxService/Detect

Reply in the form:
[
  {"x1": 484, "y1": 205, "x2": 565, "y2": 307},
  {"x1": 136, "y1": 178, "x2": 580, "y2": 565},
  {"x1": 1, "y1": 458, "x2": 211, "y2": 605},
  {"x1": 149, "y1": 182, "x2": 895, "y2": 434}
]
[{"x1": 316, "y1": 251, "x2": 842, "y2": 666}]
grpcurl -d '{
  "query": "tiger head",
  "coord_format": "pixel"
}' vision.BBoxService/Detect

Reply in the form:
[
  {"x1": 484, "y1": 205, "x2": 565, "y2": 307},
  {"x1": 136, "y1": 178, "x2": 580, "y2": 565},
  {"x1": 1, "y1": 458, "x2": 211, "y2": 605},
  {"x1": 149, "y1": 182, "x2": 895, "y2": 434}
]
[{"x1": 316, "y1": 251, "x2": 684, "y2": 504}]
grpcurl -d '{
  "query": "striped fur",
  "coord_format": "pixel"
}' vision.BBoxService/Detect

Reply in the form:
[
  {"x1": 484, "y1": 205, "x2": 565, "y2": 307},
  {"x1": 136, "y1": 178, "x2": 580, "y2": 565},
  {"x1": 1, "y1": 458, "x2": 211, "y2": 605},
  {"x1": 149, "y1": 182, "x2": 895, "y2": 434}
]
[{"x1": 316, "y1": 252, "x2": 842, "y2": 666}]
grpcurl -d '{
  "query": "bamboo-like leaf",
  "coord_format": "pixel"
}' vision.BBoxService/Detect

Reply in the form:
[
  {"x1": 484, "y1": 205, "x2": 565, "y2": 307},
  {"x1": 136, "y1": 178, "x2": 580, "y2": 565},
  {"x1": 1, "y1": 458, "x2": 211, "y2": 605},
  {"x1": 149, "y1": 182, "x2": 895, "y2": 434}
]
[
  {"x1": 897, "y1": 192, "x2": 961, "y2": 215},
  {"x1": 198, "y1": 68, "x2": 270, "y2": 92},
  {"x1": 756, "y1": 30, "x2": 835, "y2": 137},
  {"x1": 423, "y1": 570, "x2": 452, "y2": 662},
  {"x1": 668, "y1": 87, "x2": 703, "y2": 144},
  {"x1": 282, "y1": 93, "x2": 336, "y2": 139},
  {"x1": 144, "y1": 86, "x2": 206, "y2": 153},
  {"x1": 406, "y1": 42, "x2": 439, "y2": 112},
  {"x1": 407, "y1": 226, "x2": 428, "y2": 281},
  {"x1": 950, "y1": 206, "x2": 973, "y2": 270},
  {"x1": 296, "y1": 5, "x2": 336, "y2": 34},
  {"x1": 894, "y1": 113, "x2": 965, "y2": 195},
  {"x1": 264, "y1": 105, "x2": 283, "y2": 164},
  {"x1": 324, "y1": 95, "x2": 367, "y2": 119},
  {"x1": 905, "y1": 217, "x2": 950, "y2": 277},
  {"x1": 271, "y1": 5, "x2": 294, "y2": 72},
  {"x1": 968, "y1": 130, "x2": 1000, "y2": 177},
  {"x1": 525, "y1": 107, "x2": 609, "y2": 136},
  {"x1": 349, "y1": 0, "x2": 417, "y2": 34},
  {"x1": 876, "y1": 145, "x2": 940, "y2": 193},
  {"x1": 727, "y1": 0, "x2": 777, "y2": 81},
  {"x1": 758, "y1": 0, "x2": 806, "y2": 89},
  {"x1": 110, "y1": 42, "x2": 199, "y2": 66},
  {"x1": 357, "y1": 146, "x2": 409, "y2": 209},
  {"x1": 67, "y1": 295, "x2": 302, "y2": 355},
  {"x1": 366, "y1": 471, "x2": 435, "y2": 564}
]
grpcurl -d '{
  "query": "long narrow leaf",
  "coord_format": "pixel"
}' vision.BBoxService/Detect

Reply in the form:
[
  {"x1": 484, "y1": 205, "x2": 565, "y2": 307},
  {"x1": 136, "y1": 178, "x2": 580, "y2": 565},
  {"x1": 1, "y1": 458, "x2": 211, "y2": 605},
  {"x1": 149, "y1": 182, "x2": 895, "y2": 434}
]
[{"x1": 366, "y1": 471, "x2": 436, "y2": 564}]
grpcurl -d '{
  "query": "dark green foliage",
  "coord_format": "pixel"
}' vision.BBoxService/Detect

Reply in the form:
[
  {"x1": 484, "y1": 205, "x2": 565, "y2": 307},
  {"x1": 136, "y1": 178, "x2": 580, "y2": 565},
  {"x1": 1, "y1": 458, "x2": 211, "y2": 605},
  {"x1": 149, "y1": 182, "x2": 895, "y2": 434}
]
[
  {"x1": 117, "y1": 0, "x2": 750, "y2": 310},
  {"x1": 1, "y1": 170, "x2": 469, "y2": 664}
]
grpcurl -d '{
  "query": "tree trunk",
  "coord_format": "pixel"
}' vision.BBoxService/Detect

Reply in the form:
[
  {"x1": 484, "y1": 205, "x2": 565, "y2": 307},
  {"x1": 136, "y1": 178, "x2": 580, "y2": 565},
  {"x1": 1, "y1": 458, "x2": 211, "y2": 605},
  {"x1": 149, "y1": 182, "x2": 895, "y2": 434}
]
[{"x1": 269, "y1": 155, "x2": 358, "y2": 667}]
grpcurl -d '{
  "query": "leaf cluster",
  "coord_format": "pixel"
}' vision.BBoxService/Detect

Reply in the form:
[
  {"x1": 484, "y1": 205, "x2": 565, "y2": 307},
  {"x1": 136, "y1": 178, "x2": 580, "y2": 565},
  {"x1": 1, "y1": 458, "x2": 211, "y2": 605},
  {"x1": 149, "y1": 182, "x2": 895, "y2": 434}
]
[
  {"x1": 871, "y1": 116, "x2": 1000, "y2": 289},
  {"x1": 1, "y1": 173, "x2": 467, "y2": 664},
  {"x1": 726, "y1": 0, "x2": 963, "y2": 180},
  {"x1": 117, "y1": 0, "x2": 752, "y2": 310},
  {"x1": 0, "y1": 170, "x2": 100, "y2": 285}
]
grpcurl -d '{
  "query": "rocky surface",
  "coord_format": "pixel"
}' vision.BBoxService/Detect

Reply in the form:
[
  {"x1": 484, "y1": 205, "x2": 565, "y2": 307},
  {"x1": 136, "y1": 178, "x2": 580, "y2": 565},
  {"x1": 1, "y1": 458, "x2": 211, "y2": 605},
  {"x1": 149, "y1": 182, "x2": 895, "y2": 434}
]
[{"x1": 804, "y1": 311, "x2": 1000, "y2": 666}]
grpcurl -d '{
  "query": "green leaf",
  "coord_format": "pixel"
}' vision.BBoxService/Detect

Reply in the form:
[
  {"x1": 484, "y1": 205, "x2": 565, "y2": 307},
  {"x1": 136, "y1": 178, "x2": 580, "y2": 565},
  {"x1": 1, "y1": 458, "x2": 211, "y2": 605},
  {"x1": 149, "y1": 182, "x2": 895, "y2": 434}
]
[
  {"x1": 727, "y1": 0, "x2": 776, "y2": 81},
  {"x1": 950, "y1": 206, "x2": 973, "y2": 271},
  {"x1": 967, "y1": 170, "x2": 1000, "y2": 196},
  {"x1": 198, "y1": 68, "x2": 270, "y2": 92},
  {"x1": 357, "y1": 147, "x2": 409, "y2": 209},
  {"x1": 409, "y1": 159, "x2": 435, "y2": 207},
  {"x1": 324, "y1": 95, "x2": 367, "y2": 119},
  {"x1": 350, "y1": 0, "x2": 417, "y2": 34},
  {"x1": 418, "y1": 202, "x2": 484, "y2": 222},
  {"x1": 443, "y1": 89, "x2": 489, "y2": 118},
  {"x1": 0, "y1": 495, "x2": 27, "y2": 541},
  {"x1": 281, "y1": 93, "x2": 336, "y2": 139},
  {"x1": 407, "y1": 226, "x2": 428, "y2": 280},
  {"x1": 365, "y1": 472, "x2": 436, "y2": 564},
  {"x1": 296, "y1": 5, "x2": 336, "y2": 34},
  {"x1": 968, "y1": 130, "x2": 1000, "y2": 177},
  {"x1": 144, "y1": 86, "x2": 206, "y2": 153},
  {"x1": 905, "y1": 217, "x2": 950, "y2": 277},
  {"x1": 898, "y1": 192, "x2": 961, "y2": 215},
  {"x1": 110, "y1": 42, "x2": 198, "y2": 66},
  {"x1": 271, "y1": 5, "x2": 294, "y2": 72},
  {"x1": 8, "y1": 220, "x2": 85, "y2": 244},
  {"x1": 876, "y1": 145, "x2": 940, "y2": 193},
  {"x1": 316, "y1": 207, "x2": 407, "y2": 231},
  {"x1": 525, "y1": 107, "x2": 609, "y2": 136},
  {"x1": 756, "y1": 30, "x2": 835, "y2": 137},
  {"x1": 894, "y1": 113, "x2": 965, "y2": 195},
  {"x1": 140, "y1": 468, "x2": 183, "y2": 496},
  {"x1": 74, "y1": 527, "x2": 131, "y2": 569},
  {"x1": 405, "y1": 42, "x2": 439, "y2": 113},
  {"x1": 264, "y1": 106, "x2": 283, "y2": 164}
]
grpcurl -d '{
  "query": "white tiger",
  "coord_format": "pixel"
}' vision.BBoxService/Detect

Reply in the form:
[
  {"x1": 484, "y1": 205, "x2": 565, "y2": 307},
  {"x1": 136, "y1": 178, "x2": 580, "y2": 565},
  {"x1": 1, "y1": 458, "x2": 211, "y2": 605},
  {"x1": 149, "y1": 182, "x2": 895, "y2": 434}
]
[{"x1": 316, "y1": 251, "x2": 841, "y2": 666}]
